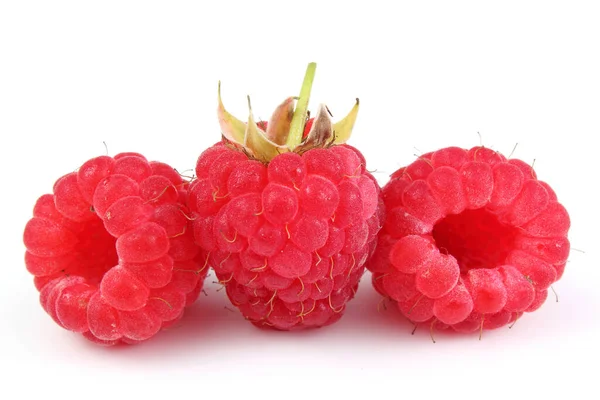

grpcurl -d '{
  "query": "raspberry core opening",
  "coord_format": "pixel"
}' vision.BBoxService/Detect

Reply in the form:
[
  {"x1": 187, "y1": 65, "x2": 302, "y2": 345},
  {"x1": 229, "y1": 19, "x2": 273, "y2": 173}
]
[
  {"x1": 432, "y1": 208, "x2": 519, "y2": 274},
  {"x1": 69, "y1": 218, "x2": 119, "y2": 285}
]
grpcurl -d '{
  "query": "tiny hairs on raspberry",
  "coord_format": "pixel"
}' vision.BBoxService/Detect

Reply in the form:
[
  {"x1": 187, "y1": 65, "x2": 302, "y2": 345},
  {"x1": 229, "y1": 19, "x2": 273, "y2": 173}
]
[
  {"x1": 24, "y1": 153, "x2": 208, "y2": 345},
  {"x1": 367, "y1": 145, "x2": 570, "y2": 336},
  {"x1": 23, "y1": 62, "x2": 571, "y2": 346}
]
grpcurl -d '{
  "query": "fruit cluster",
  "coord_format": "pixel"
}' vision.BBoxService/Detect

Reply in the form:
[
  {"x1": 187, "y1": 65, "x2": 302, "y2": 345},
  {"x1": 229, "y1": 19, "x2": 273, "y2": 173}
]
[{"x1": 22, "y1": 63, "x2": 570, "y2": 345}]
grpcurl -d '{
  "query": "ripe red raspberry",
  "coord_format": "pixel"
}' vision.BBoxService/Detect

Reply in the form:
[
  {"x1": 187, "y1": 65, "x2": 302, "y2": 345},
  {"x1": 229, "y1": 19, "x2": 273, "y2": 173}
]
[
  {"x1": 23, "y1": 153, "x2": 207, "y2": 345},
  {"x1": 190, "y1": 63, "x2": 383, "y2": 330},
  {"x1": 368, "y1": 146, "x2": 570, "y2": 335}
]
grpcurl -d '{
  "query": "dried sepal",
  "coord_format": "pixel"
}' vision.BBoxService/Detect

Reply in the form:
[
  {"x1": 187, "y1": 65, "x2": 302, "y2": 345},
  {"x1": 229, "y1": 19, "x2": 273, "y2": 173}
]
[
  {"x1": 216, "y1": 62, "x2": 359, "y2": 161},
  {"x1": 333, "y1": 98, "x2": 360, "y2": 144},
  {"x1": 295, "y1": 104, "x2": 333, "y2": 153},
  {"x1": 244, "y1": 96, "x2": 288, "y2": 163},
  {"x1": 266, "y1": 97, "x2": 297, "y2": 145},
  {"x1": 217, "y1": 81, "x2": 246, "y2": 145}
]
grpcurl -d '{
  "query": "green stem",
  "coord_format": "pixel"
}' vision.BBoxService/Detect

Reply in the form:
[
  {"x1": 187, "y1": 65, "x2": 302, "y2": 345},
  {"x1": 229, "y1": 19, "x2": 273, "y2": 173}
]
[{"x1": 286, "y1": 62, "x2": 317, "y2": 149}]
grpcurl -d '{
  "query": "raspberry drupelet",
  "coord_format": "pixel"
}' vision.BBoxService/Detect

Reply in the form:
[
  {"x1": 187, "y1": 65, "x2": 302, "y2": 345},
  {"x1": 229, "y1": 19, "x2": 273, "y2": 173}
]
[
  {"x1": 23, "y1": 153, "x2": 207, "y2": 345},
  {"x1": 368, "y1": 146, "x2": 570, "y2": 335},
  {"x1": 190, "y1": 63, "x2": 384, "y2": 330}
]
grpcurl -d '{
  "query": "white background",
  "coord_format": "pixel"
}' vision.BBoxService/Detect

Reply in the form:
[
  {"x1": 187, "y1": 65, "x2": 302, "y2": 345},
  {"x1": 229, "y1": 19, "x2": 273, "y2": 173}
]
[{"x1": 1, "y1": 1, "x2": 599, "y2": 398}]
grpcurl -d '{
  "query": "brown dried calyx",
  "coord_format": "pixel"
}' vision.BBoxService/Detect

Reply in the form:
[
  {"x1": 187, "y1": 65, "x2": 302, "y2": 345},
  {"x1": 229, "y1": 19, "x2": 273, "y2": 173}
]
[{"x1": 217, "y1": 62, "x2": 359, "y2": 163}]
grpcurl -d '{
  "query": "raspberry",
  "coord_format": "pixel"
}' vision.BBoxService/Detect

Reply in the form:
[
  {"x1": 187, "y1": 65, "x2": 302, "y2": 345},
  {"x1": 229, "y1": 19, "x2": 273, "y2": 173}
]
[
  {"x1": 192, "y1": 63, "x2": 383, "y2": 330},
  {"x1": 192, "y1": 143, "x2": 381, "y2": 330},
  {"x1": 23, "y1": 154, "x2": 208, "y2": 345},
  {"x1": 368, "y1": 146, "x2": 570, "y2": 335}
]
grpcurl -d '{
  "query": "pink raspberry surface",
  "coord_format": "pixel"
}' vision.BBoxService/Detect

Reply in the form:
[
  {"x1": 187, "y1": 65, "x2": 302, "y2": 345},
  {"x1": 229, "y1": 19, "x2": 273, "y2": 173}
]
[
  {"x1": 190, "y1": 142, "x2": 384, "y2": 330},
  {"x1": 23, "y1": 153, "x2": 207, "y2": 345},
  {"x1": 368, "y1": 146, "x2": 570, "y2": 334}
]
